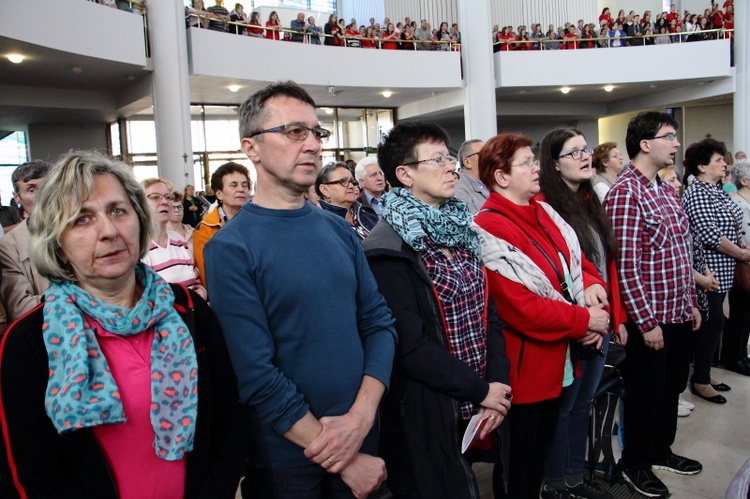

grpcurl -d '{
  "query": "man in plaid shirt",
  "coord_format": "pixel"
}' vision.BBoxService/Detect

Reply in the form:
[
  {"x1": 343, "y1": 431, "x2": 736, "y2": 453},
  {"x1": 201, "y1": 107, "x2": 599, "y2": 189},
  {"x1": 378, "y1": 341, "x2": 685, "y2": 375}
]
[{"x1": 603, "y1": 111, "x2": 703, "y2": 498}]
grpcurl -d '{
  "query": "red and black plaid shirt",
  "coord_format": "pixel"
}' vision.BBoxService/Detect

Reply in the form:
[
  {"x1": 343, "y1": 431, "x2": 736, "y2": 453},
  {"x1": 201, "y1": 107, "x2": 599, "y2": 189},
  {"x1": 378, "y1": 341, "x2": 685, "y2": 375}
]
[
  {"x1": 421, "y1": 238, "x2": 487, "y2": 419},
  {"x1": 603, "y1": 164, "x2": 697, "y2": 333}
]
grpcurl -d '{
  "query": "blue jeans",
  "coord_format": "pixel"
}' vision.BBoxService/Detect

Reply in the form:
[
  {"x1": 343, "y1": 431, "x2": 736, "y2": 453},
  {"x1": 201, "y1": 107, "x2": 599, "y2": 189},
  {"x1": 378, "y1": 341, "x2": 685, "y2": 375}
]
[{"x1": 543, "y1": 335, "x2": 610, "y2": 485}]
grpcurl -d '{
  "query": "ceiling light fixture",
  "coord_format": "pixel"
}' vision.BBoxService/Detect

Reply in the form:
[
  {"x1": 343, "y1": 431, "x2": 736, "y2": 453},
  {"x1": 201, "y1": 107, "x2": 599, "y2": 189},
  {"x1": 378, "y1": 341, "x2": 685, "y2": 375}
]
[
  {"x1": 7, "y1": 54, "x2": 24, "y2": 64},
  {"x1": 71, "y1": 66, "x2": 83, "y2": 73},
  {"x1": 228, "y1": 85, "x2": 240, "y2": 92},
  {"x1": 382, "y1": 91, "x2": 392, "y2": 98},
  {"x1": 323, "y1": 108, "x2": 334, "y2": 115},
  {"x1": 604, "y1": 85, "x2": 614, "y2": 92},
  {"x1": 560, "y1": 87, "x2": 571, "y2": 94}
]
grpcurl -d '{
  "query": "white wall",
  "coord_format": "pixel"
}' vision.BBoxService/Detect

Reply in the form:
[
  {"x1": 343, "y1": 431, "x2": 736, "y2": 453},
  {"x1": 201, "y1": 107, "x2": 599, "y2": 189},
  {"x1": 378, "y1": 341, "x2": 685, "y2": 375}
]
[
  {"x1": 496, "y1": 39, "x2": 730, "y2": 88},
  {"x1": 28, "y1": 124, "x2": 108, "y2": 163},
  {"x1": 340, "y1": 0, "x2": 385, "y2": 27},
  {"x1": 0, "y1": 0, "x2": 147, "y2": 66},
  {"x1": 189, "y1": 27, "x2": 462, "y2": 90}
]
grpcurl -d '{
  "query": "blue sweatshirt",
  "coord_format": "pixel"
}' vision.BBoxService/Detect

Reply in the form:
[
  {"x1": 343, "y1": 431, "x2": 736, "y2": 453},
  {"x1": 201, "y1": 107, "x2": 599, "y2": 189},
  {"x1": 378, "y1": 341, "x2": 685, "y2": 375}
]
[{"x1": 204, "y1": 201, "x2": 396, "y2": 467}]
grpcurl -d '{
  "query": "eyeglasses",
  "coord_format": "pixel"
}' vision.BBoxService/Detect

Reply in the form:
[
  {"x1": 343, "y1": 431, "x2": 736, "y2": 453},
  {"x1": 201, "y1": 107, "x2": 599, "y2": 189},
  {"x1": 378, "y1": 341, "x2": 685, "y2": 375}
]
[
  {"x1": 324, "y1": 178, "x2": 359, "y2": 188},
  {"x1": 404, "y1": 154, "x2": 458, "y2": 168},
  {"x1": 249, "y1": 123, "x2": 331, "y2": 143},
  {"x1": 510, "y1": 158, "x2": 540, "y2": 169},
  {"x1": 555, "y1": 146, "x2": 594, "y2": 160},
  {"x1": 651, "y1": 133, "x2": 678, "y2": 142},
  {"x1": 172, "y1": 205, "x2": 184, "y2": 211},
  {"x1": 147, "y1": 193, "x2": 175, "y2": 202}
]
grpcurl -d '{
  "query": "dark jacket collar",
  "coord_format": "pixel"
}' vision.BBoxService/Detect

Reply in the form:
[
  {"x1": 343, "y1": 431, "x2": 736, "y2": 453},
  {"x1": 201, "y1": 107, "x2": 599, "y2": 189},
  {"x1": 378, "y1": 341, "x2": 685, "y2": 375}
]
[{"x1": 362, "y1": 221, "x2": 432, "y2": 286}]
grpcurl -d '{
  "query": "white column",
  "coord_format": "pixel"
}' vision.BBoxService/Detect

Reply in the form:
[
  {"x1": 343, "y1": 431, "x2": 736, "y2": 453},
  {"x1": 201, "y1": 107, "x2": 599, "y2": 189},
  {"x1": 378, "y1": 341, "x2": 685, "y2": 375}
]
[
  {"x1": 458, "y1": 0, "x2": 497, "y2": 142},
  {"x1": 148, "y1": 0, "x2": 194, "y2": 188},
  {"x1": 733, "y1": 0, "x2": 747, "y2": 154}
]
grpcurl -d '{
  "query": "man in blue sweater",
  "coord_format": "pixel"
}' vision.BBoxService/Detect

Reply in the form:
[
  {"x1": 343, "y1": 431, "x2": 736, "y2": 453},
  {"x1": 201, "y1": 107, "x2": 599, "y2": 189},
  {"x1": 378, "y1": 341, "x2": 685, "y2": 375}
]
[{"x1": 204, "y1": 81, "x2": 397, "y2": 498}]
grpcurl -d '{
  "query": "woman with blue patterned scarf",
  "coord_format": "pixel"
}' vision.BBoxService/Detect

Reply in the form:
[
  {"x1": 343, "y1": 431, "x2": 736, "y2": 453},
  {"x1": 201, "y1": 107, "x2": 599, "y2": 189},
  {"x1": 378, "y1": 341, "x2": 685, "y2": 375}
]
[
  {"x1": 0, "y1": 151, "x2": 244, "y2": 498},
  {"x1": 362, "y1": 121, "x2": 512, "y2": 498}
]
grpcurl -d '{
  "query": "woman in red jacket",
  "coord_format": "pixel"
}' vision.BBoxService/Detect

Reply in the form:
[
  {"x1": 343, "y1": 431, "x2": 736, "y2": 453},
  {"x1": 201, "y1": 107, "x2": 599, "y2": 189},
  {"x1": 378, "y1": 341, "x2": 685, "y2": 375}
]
[
  {"x1": 474, "y1": 133, "x2": 609, "y2": 499},
  {"x1": 264, "y1": 10, "x2": 280, "y2": 40},
  {"x1": 381, "y1": 23, "x2": 399, "y2": 50},
  {"x1": 537, "y1": 128, "x2": 628, "y2": 498},
  {"x1": 599, "y1": 7, "x2": 613, "y2": 29}
]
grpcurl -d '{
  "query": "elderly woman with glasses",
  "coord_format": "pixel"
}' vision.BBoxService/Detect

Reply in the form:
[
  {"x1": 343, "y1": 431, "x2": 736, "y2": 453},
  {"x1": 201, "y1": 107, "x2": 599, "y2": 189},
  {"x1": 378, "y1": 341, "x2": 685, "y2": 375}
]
[
  {"x1": 472, "y1": 133, "x2": 609, "y2": 499},
  {"x1": 142, "y1": 178, "x2": 207, "y2": 300},
  {"x1": 315, "y1": 162, "x2": 378, "y2": 241},
  {"x1": 0, "y1": 151, "x2": 243, "y2": 498},
  {"x1": 362, "y1": 121, "x2": 512, "y2": 498}
]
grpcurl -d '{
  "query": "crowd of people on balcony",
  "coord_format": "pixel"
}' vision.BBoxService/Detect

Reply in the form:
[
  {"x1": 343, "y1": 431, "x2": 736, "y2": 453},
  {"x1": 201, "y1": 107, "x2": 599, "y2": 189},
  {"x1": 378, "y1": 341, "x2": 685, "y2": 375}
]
[
  {"x1": 180, "y1": 0, "x2": 735, "y2": 53},
  {"x1": 184, "y1": 1, "x2": 461, "y2": 50},
  {"x1": 494, "y1": 1, "x2": 734, "y2": 51}
]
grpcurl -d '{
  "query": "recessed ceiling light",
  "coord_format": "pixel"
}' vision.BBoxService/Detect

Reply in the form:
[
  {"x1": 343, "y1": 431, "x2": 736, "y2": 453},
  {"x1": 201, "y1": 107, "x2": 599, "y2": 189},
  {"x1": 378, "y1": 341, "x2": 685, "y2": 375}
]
[
  {"x1": 560, "y1": 87, "x2": 571, "y2": 94},
  {"x1": 323, "y1": 108, "x2": 334, "y2": 115},
  {"x1": 604, "y1": 85, "x2": 614, "y2": 92},
  {"x1": 519, "y1": 90, "x2": 527, "y2": 94},
  {"x1": 71, "y1": 66, "x2": 83, "y2": 73},
  {"x1": 228, "y1": 85, "x2": 240, "y2": 92},
  {"x1": 7, "y1": 54, "x2": 24, "y2": 64},
  {"x1": 126, "y1": 74, "x2": 136, "y2": 81},
  {"x1": 382, "y1": 91, "x2": 392, "y2": 98},
  {"x1": 650, "y1": 84, "x2": 658, "y2": 89},
  {"x1": 697, "y1": 81, "x2": 705, "y2": 86}
]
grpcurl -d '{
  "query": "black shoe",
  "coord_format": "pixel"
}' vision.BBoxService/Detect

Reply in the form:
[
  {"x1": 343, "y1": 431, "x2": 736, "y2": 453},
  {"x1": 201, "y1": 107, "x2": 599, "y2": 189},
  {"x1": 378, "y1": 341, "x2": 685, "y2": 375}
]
[
  {"x1": 652, "y1": 452, "x2": 703, "y2": 475},
  {"x1": 690, "y1": 383, "x2": 727, "y2": 404},
  {"x1": 622, "y1": 467, "x2": 669, "y2": 498},
  {"x1": 567, "y1": 477, "x2": 614, "y2": 498},
  {"x1": 711, "y1": 382, "x2": 731, "y2": 391},
  {"x1": 724, "y1": 359, "x2": 750, "y2": 376},
  {"x1": 541, "y1": 486, "x2": 571, "y2": 498}
]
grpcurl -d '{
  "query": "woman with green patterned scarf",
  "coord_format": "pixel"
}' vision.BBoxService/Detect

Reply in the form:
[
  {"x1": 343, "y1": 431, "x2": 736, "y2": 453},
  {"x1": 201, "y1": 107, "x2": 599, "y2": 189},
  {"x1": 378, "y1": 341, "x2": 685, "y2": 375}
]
[
  {"x1": 0, "y1": 151, "x2": 244, "y2": 498},
  {"x1": 362, "y1": 122, "x2": 512, "y2": 498}
]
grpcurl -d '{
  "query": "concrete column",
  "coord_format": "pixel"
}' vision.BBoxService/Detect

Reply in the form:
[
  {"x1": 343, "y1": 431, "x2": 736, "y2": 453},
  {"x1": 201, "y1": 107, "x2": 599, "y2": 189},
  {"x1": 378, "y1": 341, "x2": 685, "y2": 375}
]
[
  {"x1": 458, "y1": 0, "x2": 497, "y2": 142},
  {"x1": 733, "y1": 0, "x2": 746, "y2": 155},
  {"x1": 147, "y1": 0, "x2": 194, "y2": 188}
]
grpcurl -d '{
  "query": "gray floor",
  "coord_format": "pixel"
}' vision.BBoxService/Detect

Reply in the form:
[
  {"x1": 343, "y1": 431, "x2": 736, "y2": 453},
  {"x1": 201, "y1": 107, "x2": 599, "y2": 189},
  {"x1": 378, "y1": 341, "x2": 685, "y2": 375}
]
[{"x1": 473, "y1": 365, "x2": 750, "y2": 498}]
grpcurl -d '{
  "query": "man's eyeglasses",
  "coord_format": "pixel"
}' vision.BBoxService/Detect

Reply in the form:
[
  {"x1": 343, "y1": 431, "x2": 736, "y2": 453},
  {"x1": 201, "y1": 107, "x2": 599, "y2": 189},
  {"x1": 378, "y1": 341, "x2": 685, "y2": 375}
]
[
  {"x1": 555, "y1": 146, "x2": 594, "y2": 160},
  {"x1": 510, "y1": 158, "x2": 540, "y2": 169},
  {"x1": 651, "y1": 133, "x2": 678, "y2": 142},
  {"x1": 403, "y1": 154, "x2": 458, "y2": 168},
  {"x1": 249, "y1": 123, "x2": 331, "y2": 143},
  {"x1": 172, "y1": 205, "x2": 184, "y2": 211},
  {"x1": 324, "y1": 178, "x2": 359, "y2": 188},
  {"x1": 147, "y1": 193, "x2": 175, "y2": 202}
]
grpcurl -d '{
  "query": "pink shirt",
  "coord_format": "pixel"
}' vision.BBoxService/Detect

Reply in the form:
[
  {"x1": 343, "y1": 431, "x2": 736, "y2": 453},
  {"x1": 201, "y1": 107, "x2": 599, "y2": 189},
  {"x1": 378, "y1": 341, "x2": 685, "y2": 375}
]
[{"x1": 89, "y1": 318, "x2": 186, "y2": 499}]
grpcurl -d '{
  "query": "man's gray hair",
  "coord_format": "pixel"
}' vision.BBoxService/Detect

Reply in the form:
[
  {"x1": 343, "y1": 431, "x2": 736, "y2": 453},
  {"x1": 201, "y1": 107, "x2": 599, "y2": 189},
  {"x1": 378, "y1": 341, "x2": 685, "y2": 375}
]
[
  {"x1": 238, "y1": 81, "x2": 316, "y2": 140},
  {"x1": 732, "y1": 159, "x2": 750, "y2": 189},
  {"x1": 28, "y1": 150, "x2": 155, "y2": 283},
  {"x1": 458, "y1": 139, "x2": 483, "y2": 167},
  {"x1": 354, "y1": 156, "x2": 379, "y2": 181}
]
